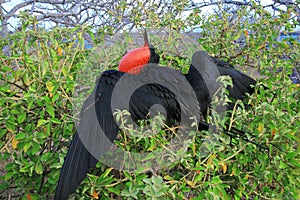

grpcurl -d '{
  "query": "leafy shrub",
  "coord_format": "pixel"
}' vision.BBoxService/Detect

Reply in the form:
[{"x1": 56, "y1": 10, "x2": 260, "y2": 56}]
[
  {"x1": 0, "y1": 16, "x2": 94, "y2": 199},
  {"x1": 0, "y1": 2, "x2": 299, "y2": 199}
]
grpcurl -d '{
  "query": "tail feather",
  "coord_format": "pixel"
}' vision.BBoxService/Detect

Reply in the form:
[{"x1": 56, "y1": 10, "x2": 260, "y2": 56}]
[
  {"x1": 199, "y1": 120, "x2": 267, "y2": 150},
  {"x1": 54, "y1": 132, "x2": 97, "y2": 200}
]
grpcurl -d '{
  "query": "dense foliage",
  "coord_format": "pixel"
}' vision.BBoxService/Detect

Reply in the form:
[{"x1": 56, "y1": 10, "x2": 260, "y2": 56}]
[{"x1": 0, "y1": 2, "x2": 299, "y2": 199}]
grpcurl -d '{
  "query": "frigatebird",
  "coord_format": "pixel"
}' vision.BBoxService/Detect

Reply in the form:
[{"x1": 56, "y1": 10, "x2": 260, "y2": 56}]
[{"x1": 54, "y1": 30, "x2": 257, "y2": 199}]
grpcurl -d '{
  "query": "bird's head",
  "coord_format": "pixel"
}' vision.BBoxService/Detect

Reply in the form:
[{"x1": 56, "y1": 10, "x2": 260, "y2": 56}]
[{"x1": 118, "y1": 30, "x2": 160, "y2": 74}]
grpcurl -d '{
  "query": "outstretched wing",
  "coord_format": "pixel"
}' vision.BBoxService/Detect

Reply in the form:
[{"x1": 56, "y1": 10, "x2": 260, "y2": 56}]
[
  {"x1": 187, "y1": 52, "x2": 265, "y2": 147},
  {"x1": 212, "y1": 57, "x2": 257, "y2": 99},
  {"x1": 55, "y1": 70, "x2": 124, "y2": 200}
]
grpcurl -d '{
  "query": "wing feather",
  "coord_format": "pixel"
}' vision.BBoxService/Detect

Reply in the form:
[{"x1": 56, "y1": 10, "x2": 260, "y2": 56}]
[{"x1": 54, "y1": 70, "x2": 124, "y2": 200}]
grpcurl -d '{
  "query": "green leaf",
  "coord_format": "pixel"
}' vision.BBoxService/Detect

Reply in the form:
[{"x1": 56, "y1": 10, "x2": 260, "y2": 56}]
[
  {"x1": 52, "y1": 93, "x2": 59, "y2": 102},
  {"x1": 103, "y1": 168, "x2": 113, "y2": 177},
  {"x1": 50, "y1": 163, "x2": 62, "y2": 169},
  {"x1": 6, "y1": 122, "x2": 16, "y2": 133},
  {"x1": 285, "y1": 152, "x2": 297, "y2": 160},
  {"x1": 152, "y1": 176, "x2": 163, "y2": 185},
  {"x1": 37, "y1": 119, "x2": 47, "y2": 127},
  {"x1": 163, "y1": 175, "x2": 173, "y2": 181},
  {"x1": 278, "y1": 161, "x2": 288, "y2": 169},
  {"x1": 40, "y1": 152, "x2": 52, "y2": 162},
  {"x1": 23, "y1": 72, "x2": 30, "y2": 85},
  {"x1": 62, "y1": 66, "x2": 68, "y2": 77},
  {"x1": 107, "y1": 187, "x2": 120, "y2": 196},
  {"x1": 31, "y1": 142, "x2": 40, "y2": 155},
  {"x1": 4, "y1": 172, "x2": 14, "y2": 181},
  {"x1": 35, "y1": 163, "x2": 43, "y2": 175},
  {"x1": 15, "y1": 132, "x2": 26, "y2": 140},
  {"x1": 23, "y1": 142, "x2": 31, "y2": 153},
  {"x1": 51, "y1": 118, "x2": 61, "y2": 124},
  {"x1": 46, "y1": 81, "x2": 54, "y2": 93},
  {"x1": 46, "y1": 107, "x2": 55, "y2": 118},
  {"x1": 211, "y1": 176, "x2": 222, "y2": 184},
  {"x1": 18, "y1": 113, "x2": 27, "y2": 124},
  {"x1": 289, "y1": 159, "x2": 300, "y2": 168}
]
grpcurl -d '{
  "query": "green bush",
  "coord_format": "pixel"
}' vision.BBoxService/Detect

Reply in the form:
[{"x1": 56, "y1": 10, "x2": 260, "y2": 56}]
[
  {"x1": 0, "y1": 16, "x2": 94, "y2": 198},
  {"x1": 0, "y1": 2, "x2": 299, "y2": 199}
]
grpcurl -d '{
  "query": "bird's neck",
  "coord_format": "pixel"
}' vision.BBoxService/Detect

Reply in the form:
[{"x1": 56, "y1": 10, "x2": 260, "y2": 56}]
[{"x1": 127, "y1": 65, "x2": 146, "y2": 75}]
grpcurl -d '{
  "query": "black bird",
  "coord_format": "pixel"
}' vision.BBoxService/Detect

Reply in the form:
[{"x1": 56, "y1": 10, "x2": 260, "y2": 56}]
[{"x1": 54, "y1": 30, "x2": 257, "y2": 199}]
